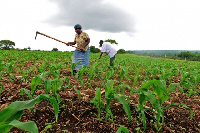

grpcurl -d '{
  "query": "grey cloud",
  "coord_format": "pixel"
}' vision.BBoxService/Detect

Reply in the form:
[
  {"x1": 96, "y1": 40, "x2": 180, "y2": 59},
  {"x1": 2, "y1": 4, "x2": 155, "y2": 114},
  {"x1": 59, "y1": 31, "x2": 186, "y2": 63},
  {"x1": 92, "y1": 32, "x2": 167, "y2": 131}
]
[{"x1": 47, "y1": 0, "x2": 135, "y2": 33}]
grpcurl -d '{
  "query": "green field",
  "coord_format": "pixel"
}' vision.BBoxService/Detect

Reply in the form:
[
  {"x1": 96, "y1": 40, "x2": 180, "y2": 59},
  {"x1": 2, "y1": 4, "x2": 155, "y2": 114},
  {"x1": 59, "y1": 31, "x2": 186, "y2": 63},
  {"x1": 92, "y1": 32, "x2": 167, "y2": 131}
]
[{"x1": 0, "y1": 50, "x2": 199, "y2": 132}]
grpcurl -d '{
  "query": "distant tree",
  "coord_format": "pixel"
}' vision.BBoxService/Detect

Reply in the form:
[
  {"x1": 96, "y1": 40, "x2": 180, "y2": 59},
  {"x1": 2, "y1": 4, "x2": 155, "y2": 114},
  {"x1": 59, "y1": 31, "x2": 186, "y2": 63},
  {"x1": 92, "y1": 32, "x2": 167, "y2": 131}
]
[
  {"x1": 52, "y1": 48, "x2": 58, "y2": 51},
  {"x1": 0, "y1": 40, "x2": 15, "y2": 50},
  {"x1": 90, "y1": 46, "x2": 95, "y2": 53},
  {"x1": 117, "y1": 49, "x2": 126, "y2": 54},
  {"x1": 27, "y1": 46, "x2": 31, "y2": 51},
  {"x1": 23, "y1": 48, "x2": 27, "y2": 51},
  {"x1": 177, "y1": 51, "x2": 192, "y2": 59},
  {"x1": 104, "y1": 39, "x2": 118, "y2": 45},
  {"x1": 94, "y1": 48, "x2": 101, "y2": 53},
  {"x1": 90, "y1": 46, "x2": 100, "y2": 53}
]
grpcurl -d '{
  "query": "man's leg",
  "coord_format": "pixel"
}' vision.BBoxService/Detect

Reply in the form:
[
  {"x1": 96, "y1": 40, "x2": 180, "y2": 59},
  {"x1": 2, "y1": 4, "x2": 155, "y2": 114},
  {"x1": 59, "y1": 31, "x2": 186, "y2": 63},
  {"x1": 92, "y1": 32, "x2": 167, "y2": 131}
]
[{"x1": 110, "y1": 56, "x2": 115, "y2": 66}]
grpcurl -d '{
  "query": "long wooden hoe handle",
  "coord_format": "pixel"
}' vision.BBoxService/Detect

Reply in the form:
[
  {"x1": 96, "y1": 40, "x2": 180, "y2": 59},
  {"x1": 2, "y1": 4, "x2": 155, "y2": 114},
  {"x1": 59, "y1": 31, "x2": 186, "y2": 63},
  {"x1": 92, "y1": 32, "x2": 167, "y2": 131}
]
[
  {"x1": 35, "y1": 31, "x2": 107, "y2": 64},
  {"x1": 89, "y1": 54, "x2": 107, "y2": 64},
  {"x1": 35, "y1": 31, "x2": 81, "y2": 51}
]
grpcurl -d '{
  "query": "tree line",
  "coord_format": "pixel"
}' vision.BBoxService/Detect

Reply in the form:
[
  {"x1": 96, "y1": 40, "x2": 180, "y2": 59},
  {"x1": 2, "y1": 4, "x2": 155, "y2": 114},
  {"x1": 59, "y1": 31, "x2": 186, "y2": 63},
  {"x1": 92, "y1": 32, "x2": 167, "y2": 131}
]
[
  {"x1": 0, "y1": 39, "x2": 126, "y2": 54},
  {"x1": 2, "y1": 40, "x2": 199, "y2": 61},
  {"x1": 127, "y1": 50, "x2": 200, "y2": 61}
]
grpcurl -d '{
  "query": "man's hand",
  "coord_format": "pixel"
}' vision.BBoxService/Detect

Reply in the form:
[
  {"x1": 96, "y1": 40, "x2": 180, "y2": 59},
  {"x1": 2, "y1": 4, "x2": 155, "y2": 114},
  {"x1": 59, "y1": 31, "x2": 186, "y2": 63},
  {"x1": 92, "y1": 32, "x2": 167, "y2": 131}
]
[
  {"x1": 67, "y1": 42, "x2": 73, "y2": 46},
  {"x1": 80, "y1": 47, "x2": 84, "y2": 51},
  {"x1": 68, "y1": 42, "x2": 76, "y2": 45}
]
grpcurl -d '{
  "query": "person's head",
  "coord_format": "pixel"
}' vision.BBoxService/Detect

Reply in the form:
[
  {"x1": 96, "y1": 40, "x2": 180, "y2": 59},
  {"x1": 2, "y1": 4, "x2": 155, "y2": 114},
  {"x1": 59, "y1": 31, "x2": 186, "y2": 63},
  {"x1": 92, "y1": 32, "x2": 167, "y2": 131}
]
[
  {"x1": 74, "y1": 24, "x2": 82, "y2": 34},
  {"x1": 99, "y1": 40, "x2": 103, "y2": 47}
]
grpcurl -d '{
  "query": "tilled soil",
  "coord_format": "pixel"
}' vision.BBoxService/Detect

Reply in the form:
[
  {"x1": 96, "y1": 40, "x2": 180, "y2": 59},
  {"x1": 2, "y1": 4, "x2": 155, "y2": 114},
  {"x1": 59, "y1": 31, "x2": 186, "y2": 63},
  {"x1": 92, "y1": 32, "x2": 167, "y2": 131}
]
[{"x1": 0, "y1": 70, "x2": 200, "y2": 133}]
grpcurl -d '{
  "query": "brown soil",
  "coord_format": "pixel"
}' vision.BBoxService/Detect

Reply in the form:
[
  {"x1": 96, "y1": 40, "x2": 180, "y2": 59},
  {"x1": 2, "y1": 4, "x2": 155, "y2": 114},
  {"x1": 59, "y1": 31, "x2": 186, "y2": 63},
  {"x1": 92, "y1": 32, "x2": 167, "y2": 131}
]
[{"x1": 0, "y1": 62, "x2": 200, "y2": 133}]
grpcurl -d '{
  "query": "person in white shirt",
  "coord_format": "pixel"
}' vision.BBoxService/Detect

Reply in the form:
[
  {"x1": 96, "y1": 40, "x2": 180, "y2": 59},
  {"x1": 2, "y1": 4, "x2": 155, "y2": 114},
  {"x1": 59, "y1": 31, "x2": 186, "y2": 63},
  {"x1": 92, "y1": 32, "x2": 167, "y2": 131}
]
[{"x1": 98, "y1": 40, "x2": 117, "y2": 66}]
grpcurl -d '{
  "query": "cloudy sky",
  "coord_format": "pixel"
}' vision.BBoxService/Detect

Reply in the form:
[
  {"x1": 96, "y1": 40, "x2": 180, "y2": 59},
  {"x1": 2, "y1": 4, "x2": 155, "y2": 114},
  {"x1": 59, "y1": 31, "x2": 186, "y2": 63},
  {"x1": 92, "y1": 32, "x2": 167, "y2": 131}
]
[{"x1": 1, "y1": 0, "x2": 200, "y2": 51}]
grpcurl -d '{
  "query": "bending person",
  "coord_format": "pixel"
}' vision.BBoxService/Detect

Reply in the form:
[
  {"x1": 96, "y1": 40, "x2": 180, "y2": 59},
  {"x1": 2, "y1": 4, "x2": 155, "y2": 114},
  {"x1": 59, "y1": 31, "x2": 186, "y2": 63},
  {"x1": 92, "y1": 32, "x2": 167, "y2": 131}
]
[{"x1": 98, "y1": 40, "x2": 117, "y2": 66}]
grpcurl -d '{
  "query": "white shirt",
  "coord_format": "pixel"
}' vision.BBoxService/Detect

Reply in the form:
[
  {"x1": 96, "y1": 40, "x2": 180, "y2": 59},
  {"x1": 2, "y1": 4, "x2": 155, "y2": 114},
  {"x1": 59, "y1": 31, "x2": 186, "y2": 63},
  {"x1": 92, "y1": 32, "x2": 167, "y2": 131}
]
[{"x1": 101, "y1": 42, "x2": 117, "y2": 58}]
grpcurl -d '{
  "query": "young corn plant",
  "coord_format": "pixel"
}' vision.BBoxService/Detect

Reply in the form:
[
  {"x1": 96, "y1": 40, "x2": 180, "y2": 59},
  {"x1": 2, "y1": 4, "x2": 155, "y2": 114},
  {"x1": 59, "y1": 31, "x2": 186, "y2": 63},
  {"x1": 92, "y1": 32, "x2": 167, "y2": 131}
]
[
  {"x1": 76, "y1": 66, "x2": 88, "y2": 86},
  {"x1": 36, "y1": 62, "x2": 45, "y2": 73},
  {"x1": 21, "y1": 72, "x2": 44, "y2": 100},
  {"x1": 132, "y1": 80, "x2": 193, "y2": 131},
  {"x1": 42, "y1": 121, "x2": 56, "y2": 132},
  {"x1": 5, "y1": 60, "x2": 16, "y2": 81},
  {"x1": 42, "y1": 70, "x2": 81, "y2": 101},
  {"x1": 91, "y1": 88, "x2": 104, "y2": 120},
  {"x1": 20, "y1": 66, "x2": 36, "y2": 83},
  {"x1": 30, "y1": 75, "x2": 43, "y2": 98},
  {"x1": 88, "y1": 63, "x2": 98, "y2": 88},
  {"x1": 119, "y1": 66, "x2": 130, "y2": 83},
  {"x1": 20, "y1": 88, "x2": 33, "y2": 100},
  {"x1": 105, "y1": 67, "x2": 115, "y2": 80},
  {"x1": 70, "y1": 61, "x2": 80, "y2": 76},
  {"x1": 132, "y1": 67, "x2": 141, "y2": 88},
  {"x1": 0, "y1": 61, "x2": 5, "y2": 80},
  {"x1": 0, "y1": 94, "x2": 59, "y2": 133},
  {"x1": 91, "y1": 80, "x2": 131, "y2": 122},
  {"x1": 180, "y1": 71, "x2": 200, "y2": 96},
  {"x1": 50, "y1": 62, "x2": 64, "y2": 71},
  {"x1": 95, "y1": 66, "x2": 106, "y2": 86},
  {"x1": 104, "y1": 80, "x2": 115, "y2": 121}
]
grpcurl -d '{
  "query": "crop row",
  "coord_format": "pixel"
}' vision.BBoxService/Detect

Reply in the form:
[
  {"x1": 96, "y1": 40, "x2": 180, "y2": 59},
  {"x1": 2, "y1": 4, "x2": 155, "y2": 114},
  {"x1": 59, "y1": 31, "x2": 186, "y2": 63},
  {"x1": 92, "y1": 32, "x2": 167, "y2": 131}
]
[{"x1": 0, "y1": 50, "x2": 199, "y2": 132}]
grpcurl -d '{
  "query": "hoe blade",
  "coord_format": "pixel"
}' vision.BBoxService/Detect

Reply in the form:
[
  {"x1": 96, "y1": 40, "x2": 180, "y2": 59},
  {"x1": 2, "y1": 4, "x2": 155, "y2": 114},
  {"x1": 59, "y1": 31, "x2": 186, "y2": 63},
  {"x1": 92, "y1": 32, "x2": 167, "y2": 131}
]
[{"x1": 35, "y1": 31, "x2": 39, "y2": 40}]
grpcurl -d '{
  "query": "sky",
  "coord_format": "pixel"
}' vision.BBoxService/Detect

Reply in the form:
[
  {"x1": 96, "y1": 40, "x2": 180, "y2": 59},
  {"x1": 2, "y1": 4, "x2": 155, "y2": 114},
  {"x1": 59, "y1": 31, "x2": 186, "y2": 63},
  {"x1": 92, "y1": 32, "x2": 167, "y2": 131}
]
[{"x1": 1, "y1": 0, "x2": 200, "y2": 51}]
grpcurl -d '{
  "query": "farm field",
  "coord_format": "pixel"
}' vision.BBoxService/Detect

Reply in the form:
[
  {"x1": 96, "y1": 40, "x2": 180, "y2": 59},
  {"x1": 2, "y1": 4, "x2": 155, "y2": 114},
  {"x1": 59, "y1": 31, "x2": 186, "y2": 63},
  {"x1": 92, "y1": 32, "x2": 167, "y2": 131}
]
[{"x1": 0, "y1": 50, "x2": 200, "y2": 133}]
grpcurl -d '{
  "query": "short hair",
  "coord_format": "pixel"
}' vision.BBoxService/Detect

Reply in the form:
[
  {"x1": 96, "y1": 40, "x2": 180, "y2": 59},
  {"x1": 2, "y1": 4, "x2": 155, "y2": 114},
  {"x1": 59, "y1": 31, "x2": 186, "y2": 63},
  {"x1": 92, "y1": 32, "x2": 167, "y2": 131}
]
[{"x1": 99, "y1": 40, "x2": 103, "y2": 43}]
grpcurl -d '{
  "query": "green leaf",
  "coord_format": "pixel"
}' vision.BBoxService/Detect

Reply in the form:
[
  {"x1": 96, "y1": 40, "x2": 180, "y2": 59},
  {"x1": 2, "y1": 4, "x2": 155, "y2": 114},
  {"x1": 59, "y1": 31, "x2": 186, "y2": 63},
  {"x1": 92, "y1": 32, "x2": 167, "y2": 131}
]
[
  {"x1": 23, "y1": 88, "x2": 33, "y2": 100},
  {"x1": 0, "y1": 94, "x2": 55, "y2": 124},
  {"x1": 143, "y1": 90, "x2": 163, "y2": 115},
  {"x1": 168, "y1": 83, "x2": 180, "y2": 93},
  {"x1": 92, "y1": 88, "x2": 104, "y2": 120},
  {"x1": 181, "y1": 82, "x2": 190, "y2": 89},
  {"x1": 162, "y1": 103, "x2": 177, "y2": 110},
  {"x1": 9, "y1": 120, "x2": 39, "y2": 133},
  {"x1": 115, "y1": 83, "x2": 131, "y2": 91},
  {"x1": 140, "y1": 107, "x2": 147, "y2": 131},
  {"x1": 49, "y1": 98, "x2": 59, "y2": 122},
  {"x1": 114, "y1": 94, "x2": 131, "y2": 122},
  {"x1": 139, "y1": 93, "x2": 147, "y2": 106},
  {"x1": 0, "y1": 98, "x2": 38, "y2": 122},
  {"x1": 162, "y1": 103, "x2": 193, "y2": 119},
  {"x1": 152, "y1": 80, "x2": 166, "y2": 98},
  {"x1": 105, "y1": 80, "x2": 114, "y2": 99},
  {"x1": 31, "y1": 75, "x2": 42, "y2": 95},
  {"x1": 116, "y1": 126, "x2": 129, "y2": 133},
  {"x1": 37, "y1": 94, "x2": 59, "y2": 121},
  {"x1": 95, "y1": 88, "x2": 101, "y2": 103},
  {"x1": 44, "y1": 78, "x2": 52, "y2": 94},
  {"x1": 0, "y1": 122, "x2": 13, "y2": 133},
  {"x1": 0, "y1": 83, "x2": 4, "y2": 94},
  {"x1": 74, "y1": 87, "x2": 81, "y2": 101},
  {"x1": 75, "y1": 72, "x2": 79, "y2": 80},
  {"x1": 140, "y1": 80, "x2": 156, "y2": 89},
  {"x1": 179, "y1": 103, "x2": 193, "y2": 119}
]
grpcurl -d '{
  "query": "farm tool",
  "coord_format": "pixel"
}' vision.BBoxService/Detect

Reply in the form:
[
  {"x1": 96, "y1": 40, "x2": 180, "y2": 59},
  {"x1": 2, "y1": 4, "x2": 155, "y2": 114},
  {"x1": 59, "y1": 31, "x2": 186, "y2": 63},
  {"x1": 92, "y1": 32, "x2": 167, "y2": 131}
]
[
  {"x1": 89, "y1": 54, "x2": 107, "y2": 64},
  {"x1": 35, "y1": 31, "x2": 107, "y2": 63},
  {"x1": 35, "y1": 31, "x2": 81, "y2": 51}
]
